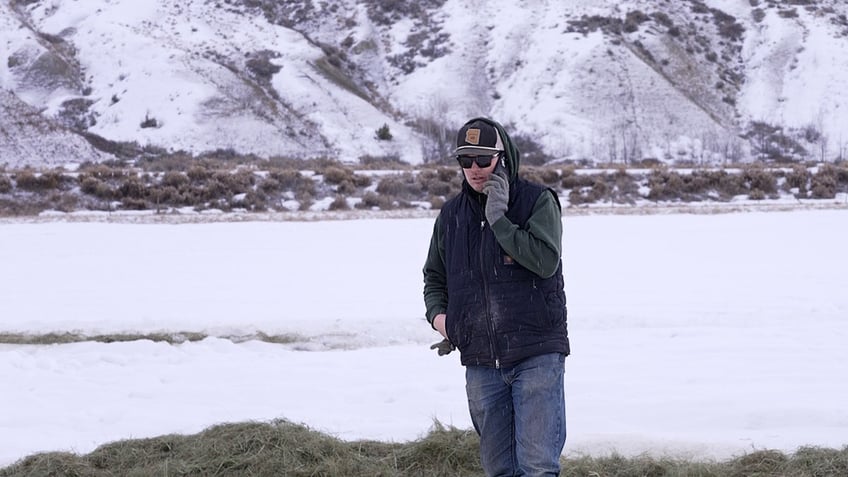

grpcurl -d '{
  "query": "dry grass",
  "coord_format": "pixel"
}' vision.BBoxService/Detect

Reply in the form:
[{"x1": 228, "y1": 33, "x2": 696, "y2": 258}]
[
  {"x1": 1, "y1": 420, "x2": 846, "y2": 477},
  {"x1": 0, "y1": 420, "x2": 483, "y2": 477}
]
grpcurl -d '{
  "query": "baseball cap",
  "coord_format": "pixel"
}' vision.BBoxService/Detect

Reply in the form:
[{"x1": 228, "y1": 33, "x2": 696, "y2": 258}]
[{"x1": 454, "y1": 119, "x2": 504, "y2": 156}]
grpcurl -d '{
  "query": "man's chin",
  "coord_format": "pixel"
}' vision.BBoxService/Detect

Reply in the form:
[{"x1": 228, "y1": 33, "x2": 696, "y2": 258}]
[{"x1": 467, "y1": 177, "x2": 486, "y2": 189}]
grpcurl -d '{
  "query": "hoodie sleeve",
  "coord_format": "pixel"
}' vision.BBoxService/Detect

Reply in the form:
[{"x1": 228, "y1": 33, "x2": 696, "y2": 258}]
[
  {"x1": 489, "y1": 190, "x2": 563, "y2": 278},
  {"x1": 422, "y1": 213, "x2": 448, "y2": 327}
]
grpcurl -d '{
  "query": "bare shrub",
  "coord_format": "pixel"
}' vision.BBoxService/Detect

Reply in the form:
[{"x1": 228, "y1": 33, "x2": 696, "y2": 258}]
[
  {"x1": 119, "y1": 176, "x2": 147, "y2": 200},
  {"x1": 267, "y1": 170, "x2": 316, "y2": 198},
  {"x1": 162, "y1": 171, "x2": 190, "y2": 188},
  {"x1": 13, "y1": 170, "x2": 38, "y2": 191},
  {"x1": 198, "y1": 177, "x2": 229, "y2": 202},
  {"x1": 0, "y1": 175, "x2": 11, "y2": 194},
  {"x1": 266, "y1": 156, "x2": 311, "y2": 170},
  {"x1": 328, "y1": 196, "x2": 349, "y2": 210},
  {"x1": 246, "y1": 50, "x2": 281, "y2": 82},
  {"x1": 811, "y1": 165, "x2": 839, "y2": 199},
  {"x1": 417, "y1": 169, "x2": 457, "y2": 197},
  {"x1": 139, "y1": 152, "x2": 200, "y2": 172},
  {"x1": 683, "y1": 170, "x2": 716, "y2": 197},
  {"x1": 609, "y1": 168, "x2": 640, "y2": 204},
  {"x1": 569, "y1": 178, "x2": 609, "y2": 205},
  {"x1": 742, "y1": 165, "x2": 778, "y2": 196},
  {"x1": 429, "y1": 195, "x2": 446, "y2": 209},
  {"x1": 241, "y1": 191, "x2": 268, "y2": 211},
  {"x1": 335, "y1": 179, "x2": 357, "y2": 195},
  {"x1": 352, "y1": 173, "x2": 372, "y2": 188},
  {"x1": 376, "y1": 173, "x2": 419, "y2": 200},
  {"x1": 52, "y1": 192, "x2": 79, "y2": 212},
  {"x1": 376, "y1": 176, "x2": 405, "y2": 196},
  {"x1": 537, "y1": 168, "x2": 562, "y2": 186},
  {"x1": 521, "y1": 169, "x2": 545, "y2": 186},
  {"x1": 830, "y1": 163, "x2": 848, "y2": 187},
  {"x1": 259, "y1": 176, "x2": 282, "y2": 194},
  {"x1": 652, "y1": 11, "x2": 674, "y2": 28},
  {"x1": 14, "y1": 169, "x2": 68, "y2": 192},
  {"x1": 122, "y1": 197, "x2": 148, "y2": 210},
  {"x1": 187, "y1": 165, "x2": 211, "y2": 183},
  {"x1": 80, "y1": 176, "x2": 115, "y2": 200},
  {"x1": 358, "y1": 154, "x2": 408, "y2": 170},
  {"x1": 784, "y1": 165, "x2": 810, "y2": 196},
  {"x1": 624, "y1": 10, "x2": 649, "y2": 33},
  {"x1": 323, "y1": 167, "x2": 353, "y2": 185},
  {"x1": 714, "y1": 171, "x2": 746, "y2": 198},
  {"x1": 778, "y1": 8, "x2": 799, "y2": 18},
  {"x1": 437, "y1": 167, "x2": 459, "y2": 183},
  {"x1": 295, "y1": 180, "x2": 317, "y2": 200},
  {"x1": 213, "y1": 170, "x2": 255, "y2": 194},
  {"x1": 298, "y1": 196, "x2": 314, "y2": 211},
  {"x1": 647, "y1": 169, "x2": 684, "y2": 201},
  {"x1": 561, "y1": 170, "x2": 595, "y2": 190},
  {"x1": 0, "y1": 197, "x2": 50, "y2": 216},
  {"x1": 356, "y1": 191, "x2": 393, "y2": 210},
  {"x1": 522, "y1": 167, "x2": 561, "y2": 187},
  {"x1": 270, "y1": 169, "x2": 303, "y2": 188},
  {"x1": 712, "y1": 9, "x2": 745, "y2": 41},
  {"x1": 150, "y1": 186, "x2": 179, "y2": 208},
  {"x1": 748, "y1": 189, "x2": 767, "y2": 200}
]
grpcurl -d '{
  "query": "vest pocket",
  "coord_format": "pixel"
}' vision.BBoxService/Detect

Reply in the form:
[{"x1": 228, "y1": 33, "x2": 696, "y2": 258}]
[
  {"x1": 445, "y1": 309, "x2": 471, "y2": 351},
  {"x1": 445, "y1": 289, "x2": 479, "y2": 350}
]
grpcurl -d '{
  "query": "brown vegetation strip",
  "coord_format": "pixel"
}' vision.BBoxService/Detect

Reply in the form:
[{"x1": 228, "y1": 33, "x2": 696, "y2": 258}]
[{"x1": 0, "y1": 331, "x2": 301, "y2": 345}]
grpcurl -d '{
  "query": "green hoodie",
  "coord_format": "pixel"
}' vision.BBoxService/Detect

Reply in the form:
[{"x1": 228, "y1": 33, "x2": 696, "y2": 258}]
[{"x1": 422, "y1": 118, "x2": 563, "y2": 325}]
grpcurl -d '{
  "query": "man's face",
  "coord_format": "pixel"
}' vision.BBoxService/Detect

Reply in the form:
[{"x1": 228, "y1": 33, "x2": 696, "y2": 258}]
[{"x1": 459, "y1": 153, "x2": 499, "y2": 193}]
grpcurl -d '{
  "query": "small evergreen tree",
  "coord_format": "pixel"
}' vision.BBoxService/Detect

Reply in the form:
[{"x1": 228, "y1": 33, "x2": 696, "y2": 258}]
[{"x1": 376, "y1": 123, "x2": 392, "y2": 141}]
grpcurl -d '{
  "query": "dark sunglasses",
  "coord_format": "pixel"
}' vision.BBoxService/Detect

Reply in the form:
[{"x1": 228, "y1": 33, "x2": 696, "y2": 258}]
[{"x1": 456, "y1": 152, "x2": 500, "y2": 169}]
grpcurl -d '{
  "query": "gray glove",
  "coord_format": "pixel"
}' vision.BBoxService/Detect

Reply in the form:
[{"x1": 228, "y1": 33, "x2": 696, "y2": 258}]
[
  {"x1": 430, "y1": 338, "x2": 455, "y2": 356},
  {"x1": 483, "y1": 171, "x2": 509, "y2": 225}
]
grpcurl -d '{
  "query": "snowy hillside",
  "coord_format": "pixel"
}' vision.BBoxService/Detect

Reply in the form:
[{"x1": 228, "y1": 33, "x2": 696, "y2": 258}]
[
  {"x1": 0, "y1": 89, "x2": 105, "y2": 167},
  {"x1": 2, "y1": 0, "x2": 848, "y2": 167}
]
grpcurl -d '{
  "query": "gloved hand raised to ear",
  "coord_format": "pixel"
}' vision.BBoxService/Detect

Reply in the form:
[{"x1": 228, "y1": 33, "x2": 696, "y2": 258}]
[{"x1": 483, "y1": 171, "x2": 509, "y2": 225}]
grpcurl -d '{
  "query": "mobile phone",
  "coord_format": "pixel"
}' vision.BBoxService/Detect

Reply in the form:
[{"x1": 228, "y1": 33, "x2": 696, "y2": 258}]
[{"x1": 494, "y1": 154, "x2": 507, "y2": 178}]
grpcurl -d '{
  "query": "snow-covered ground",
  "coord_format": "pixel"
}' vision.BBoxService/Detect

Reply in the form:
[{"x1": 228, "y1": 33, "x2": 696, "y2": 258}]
[{"x1": 1, "y1": 209, "x2": 847, "y2": 467}]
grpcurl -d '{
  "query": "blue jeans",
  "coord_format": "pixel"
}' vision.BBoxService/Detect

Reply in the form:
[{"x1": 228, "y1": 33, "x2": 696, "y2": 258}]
[{"x1": 466, "y1": 353, "x2": 566, "y2": 477}]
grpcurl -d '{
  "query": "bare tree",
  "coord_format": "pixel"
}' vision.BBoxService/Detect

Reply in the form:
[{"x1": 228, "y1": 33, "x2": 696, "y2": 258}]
[
  {"x1": 415, "y1": 98, "x2": 454, "y2": 163},
  {"x1": 813, "y1": 109, "x2": 829, "y2": 162}
]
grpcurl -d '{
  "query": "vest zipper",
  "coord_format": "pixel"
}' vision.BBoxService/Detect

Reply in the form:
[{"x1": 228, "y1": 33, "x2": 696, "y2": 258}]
[{"x1": 479, "y1": 209, "x2": 501, "y2": 369}]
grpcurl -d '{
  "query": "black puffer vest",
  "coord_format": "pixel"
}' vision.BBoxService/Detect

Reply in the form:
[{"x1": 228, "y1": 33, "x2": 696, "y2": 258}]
[{"x1": 440, "y1": 178, "x2": 570, "y2": 368}]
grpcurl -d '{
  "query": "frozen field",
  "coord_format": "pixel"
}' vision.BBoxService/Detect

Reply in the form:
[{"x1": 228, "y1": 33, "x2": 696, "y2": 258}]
[{"x1": 1, "y1": 209, "x2": 847, "y2": 466}]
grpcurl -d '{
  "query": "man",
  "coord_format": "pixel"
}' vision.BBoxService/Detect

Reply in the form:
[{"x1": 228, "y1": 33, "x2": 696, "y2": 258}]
[{"x1": 423, "y1": 117, "x2": 570, "y2": 477}]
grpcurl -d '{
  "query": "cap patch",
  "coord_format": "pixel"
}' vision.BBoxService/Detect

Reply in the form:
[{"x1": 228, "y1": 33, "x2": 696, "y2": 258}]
[{"x1": 465, "y1": 128, "x2": 481, "y2": 145}]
